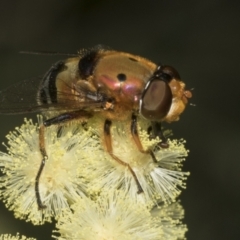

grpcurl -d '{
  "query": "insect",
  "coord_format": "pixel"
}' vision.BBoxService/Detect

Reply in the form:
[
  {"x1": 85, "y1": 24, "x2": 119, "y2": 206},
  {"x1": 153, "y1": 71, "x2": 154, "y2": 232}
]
[{"x1": 0, "y1": 46, "x2": 192, "y2": 209}]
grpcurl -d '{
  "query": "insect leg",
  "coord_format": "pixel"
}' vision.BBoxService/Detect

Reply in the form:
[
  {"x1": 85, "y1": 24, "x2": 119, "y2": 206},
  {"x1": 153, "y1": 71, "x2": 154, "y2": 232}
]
[
  {"x1": 131, "y1": 114, "x2": 158, "y2": 163},
  {"x1": 43, "y1": 111, "x2": 92, "y2": 127},
  {"x1": 104, "y1": 119, "x2": 143, "y2": 194},
  {"x1": 36, "y1": 125, "x2": 47, "y2": 209},
  {"x1": 149, "y1": 121, "x2": 169, "y2": 148},
  {"x1": 36, "y1": 110, "x2": 92, "y2": 209}
]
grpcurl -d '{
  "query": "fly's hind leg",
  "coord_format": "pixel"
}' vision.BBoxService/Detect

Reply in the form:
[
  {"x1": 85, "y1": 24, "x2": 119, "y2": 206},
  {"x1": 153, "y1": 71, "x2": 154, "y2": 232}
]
[
  {"x1": 36, "y1": 125, "x2": 48, "y2": 209},
  {"x1": 104, "y1": 119, "x2": 143, "y2": 194},
  {"x1": 131, "y1": 114, "x2": 159, "y2": 163},
  {"x1": 36, "y1": 110, "x2": 92, "y2": 210}
]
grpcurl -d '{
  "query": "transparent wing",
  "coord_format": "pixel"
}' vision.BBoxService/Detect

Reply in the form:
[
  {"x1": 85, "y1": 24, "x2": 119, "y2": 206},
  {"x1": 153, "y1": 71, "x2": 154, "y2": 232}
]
[{"x1": 0, "y1": 77, "x2": 105, "y2": 114}]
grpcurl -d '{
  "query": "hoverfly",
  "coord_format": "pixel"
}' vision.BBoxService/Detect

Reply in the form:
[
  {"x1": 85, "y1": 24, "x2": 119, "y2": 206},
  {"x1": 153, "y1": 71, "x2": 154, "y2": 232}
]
[{"x1": 0, "y1": 46, "x2": 192, "y2": 209}]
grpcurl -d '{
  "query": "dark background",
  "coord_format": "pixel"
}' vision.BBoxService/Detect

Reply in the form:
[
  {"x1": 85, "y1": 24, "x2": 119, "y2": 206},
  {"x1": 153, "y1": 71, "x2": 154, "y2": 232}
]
[{"x1": 0, "y1": 0, "x2": 239, "y2": 239}]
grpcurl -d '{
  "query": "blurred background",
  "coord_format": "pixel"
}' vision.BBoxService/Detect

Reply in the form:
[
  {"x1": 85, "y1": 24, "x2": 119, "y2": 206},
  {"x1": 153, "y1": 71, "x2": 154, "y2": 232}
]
[{"x1": 0, "y1": 0, "x2": 239, "y2": 239}]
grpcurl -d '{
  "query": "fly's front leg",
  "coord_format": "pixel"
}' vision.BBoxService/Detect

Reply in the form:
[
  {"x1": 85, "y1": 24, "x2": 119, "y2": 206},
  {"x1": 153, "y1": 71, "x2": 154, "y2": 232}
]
[
  {"x1": 149, "y1": 121, "x2": 169, "y2": 148},
  {"x1": 36, "y1": 110, "x2": 92, "y2": 210},
  {"x1": 131, "y1": 114, "x2": 158, "y2": 163},
  {"x1": 104, "y1": 119, "x2": 143, "y2": 194}
]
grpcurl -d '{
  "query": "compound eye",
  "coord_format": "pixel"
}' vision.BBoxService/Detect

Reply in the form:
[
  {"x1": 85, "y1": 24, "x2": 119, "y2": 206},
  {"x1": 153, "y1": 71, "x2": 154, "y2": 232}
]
[{"x1": 141, "y1": 80, "x2": 172, "y2": 121}]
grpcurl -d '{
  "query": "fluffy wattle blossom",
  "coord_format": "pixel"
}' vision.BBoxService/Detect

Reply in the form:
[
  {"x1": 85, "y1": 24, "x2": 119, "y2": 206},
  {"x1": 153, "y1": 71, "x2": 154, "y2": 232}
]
[
  {"x1": 86, "y1": 119, "x2": 189, "y2": 207},
  {"x1": 53, "y1": 190, "x2": 187, "y2": 240},
  {"x1": 151, "y1": 201, "x2": 187, "y2": 239},
  {"x1": 0, "y1": 116, "x2": 189, "y2": 238},
  {"x1": 0, "y1": 233, "x2": 36, "y2": 240},
  {"x1": 0, "y1": 117, "x2": 100, "y2": 224}
]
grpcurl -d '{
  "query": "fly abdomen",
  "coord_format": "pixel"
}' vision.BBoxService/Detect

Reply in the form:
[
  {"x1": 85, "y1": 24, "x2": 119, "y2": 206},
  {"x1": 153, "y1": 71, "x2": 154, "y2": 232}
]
[{"x1": 37, "y1": 61, "x2": 65, "y2": 105}]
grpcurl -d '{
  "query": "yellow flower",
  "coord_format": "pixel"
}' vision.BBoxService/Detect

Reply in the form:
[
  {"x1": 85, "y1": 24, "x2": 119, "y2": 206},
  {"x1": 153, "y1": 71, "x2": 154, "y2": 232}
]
[
  {"x1": 0, "y1": 233, "x2": 35, "y2": 240},
  {"x1": 151, "y1": 201, "x2": 187, "y2": 239},
  {"x1": 86, "y1": 120, "x2": 189, "y2": 206},
  {"x1": 0, "y1": 117, "x2": 99, "y2": 224},
  {"x1": 54, "y1": 190, "x2": 186, "y2": 240},
  {"x1": 0, "y1": 116, "x2": 189, "y2": 236}
]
